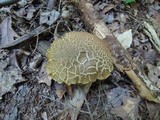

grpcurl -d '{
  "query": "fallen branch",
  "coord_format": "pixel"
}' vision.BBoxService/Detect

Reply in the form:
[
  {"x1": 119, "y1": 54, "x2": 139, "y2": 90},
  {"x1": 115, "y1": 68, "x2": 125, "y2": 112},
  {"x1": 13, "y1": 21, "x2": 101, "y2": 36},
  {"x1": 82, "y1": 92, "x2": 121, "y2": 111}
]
[{"x1": 0, "y1": 25, "x2": 48, "y2": 49}]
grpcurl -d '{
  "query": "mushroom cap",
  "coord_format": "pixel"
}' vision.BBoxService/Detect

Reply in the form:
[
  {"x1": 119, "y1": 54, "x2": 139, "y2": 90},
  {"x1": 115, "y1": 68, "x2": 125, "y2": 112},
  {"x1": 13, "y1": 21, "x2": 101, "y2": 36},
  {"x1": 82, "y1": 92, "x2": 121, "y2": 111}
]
[{"x1": 46, "y1": 32, "x2": 113, "y2": 85}]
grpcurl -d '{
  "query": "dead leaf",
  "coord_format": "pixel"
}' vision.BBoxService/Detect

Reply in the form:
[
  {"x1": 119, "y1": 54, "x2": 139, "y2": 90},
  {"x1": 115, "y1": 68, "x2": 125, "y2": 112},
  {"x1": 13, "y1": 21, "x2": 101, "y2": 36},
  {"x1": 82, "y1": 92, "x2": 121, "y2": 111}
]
[
  {"x1": 40, "y1": 10, "x2": 60, "y2": 25},
  {"x1": 0, "y1": 50, "x2": 9, "y2": 70},
  {"x1": 47, "y1": 0, "x2": 57, "y2": 10},
  {"x1": 147, "y1": 63, "x2": 160, "y2": 88},
  {"x1": 25, "y1": 5, "x2": 36, "y2": 20},
  {"x1": 111, "y1": 97, "x2": 141, "y2": 120},
  {"x1": 107, "y1": 87, "x2": 130, "y2": 107},
  {"x1": 99, "y1": 3, "x2": 107, "y2": 10},
  {"x1": 18, "y1": 0, "x2": 28, "y2": 6},
  {"x1": 41, "y1": 111, "x2": 48, "y2": 120},
  {"x1": 54, "y1": 82, "x2": 66, "y2": 99},
  {"x1": 108, "y1": 22, "x2": 119, "y2": 32},
  {"x1": 116, "y1": 29, "x2": 133, "y2": 49},
  {"x1": 38, "y1": 60, "x2": 51, "y2": 86},
  {"x1": 102, "y1": 4, "x2": 115, "y2": 14},
  {"x1": 146, "y1": 102, "x2": 160, "y2": 120},
  {"x1": 61, "y1": 10, "x2": 70, "y2": 19},
  {"x1": 4, "y1": 106, "x2": 18, "y2": 120},
  {"x1": 0, "y1": 66, "x2": 25, "y2": 99},
  {"x1": 103, "y1": 12, "x2": 114, "y2": 24},
  {"x1": 0, "y1": 17, "x2": 19, "y2": 48},
  {"x1": 142, "y1": 49, "x2": 160, "y2": 65},
  {"x1": 0, "y1": 7, "x2": 11, "y2": 13}
]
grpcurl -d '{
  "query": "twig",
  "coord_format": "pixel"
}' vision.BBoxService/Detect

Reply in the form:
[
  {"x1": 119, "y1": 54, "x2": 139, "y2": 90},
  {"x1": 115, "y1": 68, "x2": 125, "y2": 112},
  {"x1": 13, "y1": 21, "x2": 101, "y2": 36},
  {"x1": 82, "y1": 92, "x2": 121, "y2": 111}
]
[{"x1": 0, "y1": 25, "x2": 54, "y2": 49}]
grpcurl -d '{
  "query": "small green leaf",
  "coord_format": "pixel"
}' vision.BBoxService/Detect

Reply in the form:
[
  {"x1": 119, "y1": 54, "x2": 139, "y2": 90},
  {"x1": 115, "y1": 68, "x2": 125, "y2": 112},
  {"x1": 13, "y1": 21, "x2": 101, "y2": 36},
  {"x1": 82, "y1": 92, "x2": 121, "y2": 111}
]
[{"x1": 124, "y1": 0, "x2": 136, "y2": 4}]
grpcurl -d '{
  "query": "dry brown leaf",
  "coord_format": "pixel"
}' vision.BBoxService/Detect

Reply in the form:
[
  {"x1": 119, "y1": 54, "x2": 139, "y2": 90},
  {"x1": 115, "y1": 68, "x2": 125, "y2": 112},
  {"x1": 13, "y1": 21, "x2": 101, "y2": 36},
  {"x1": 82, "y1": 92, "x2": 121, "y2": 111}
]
[
  {"x1": 47, "y1": 0, "x2": 57, "y2": 10},
  {"x1": 146, "y1": 102, "x2": 160, "y2": 120},
  {"x1": 147, "y1": 63, "x2": 160, "y2": 88},
  {"x1": 41, "y1": 111, "x2": 48, "y2": 120},
  {"x1": 102, "y1": 4, "x2": 115, "y2": 14},
  {"x1": 108, "y1": 22, "x2": 119, "y2": 32},
  {"x1": 40, "y1": 10, "x2": 60, "y2": 25},
  {"x1": 18, "y1": 0, "x2": 27, "y2": 6},
  {"x1": 103, "y1": 12, "x2": 114, "y2": 24},
  {"x1": 38, "y1": 59, "x2": 51, "y2": 86},
  {"x1": 54, "y1": 82, "x2": 66, "y2": 99},
  {"x1": 99, "y1": 3, "x2": 107, "y2": 10},
  {"x1": 0, "y1": 17, "x2": 19, "y2": 48},
  {"x1": 107, "y1": 87, "x2": 130, "y2": 107},
  {"x1": 111, "y1": 97, "x2": 141, "y2": 120},
  {"x1": 25, "y1": 5, "x2": 36, "y2": 20},
  {"x1": 0, "y1": 66, "x2": 25, "y2": 99},
  {"x1": 116, "y1": 29, "x2": 133, "y2": 49}
]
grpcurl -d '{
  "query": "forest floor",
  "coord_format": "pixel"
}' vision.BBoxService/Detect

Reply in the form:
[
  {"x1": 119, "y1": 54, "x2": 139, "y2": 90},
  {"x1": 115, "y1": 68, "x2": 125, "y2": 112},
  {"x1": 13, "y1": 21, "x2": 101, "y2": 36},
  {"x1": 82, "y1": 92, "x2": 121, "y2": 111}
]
[{"x1": 1, "y1": 0, "x2": 160, "y2": 120}]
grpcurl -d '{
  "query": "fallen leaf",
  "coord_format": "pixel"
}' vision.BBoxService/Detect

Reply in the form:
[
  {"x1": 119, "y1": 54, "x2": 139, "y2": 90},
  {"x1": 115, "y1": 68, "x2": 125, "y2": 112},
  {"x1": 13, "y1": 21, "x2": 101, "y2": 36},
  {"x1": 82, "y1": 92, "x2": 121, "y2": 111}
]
[
  {"x1": 60, "y1": 85, "x2": 90, "y2": 120},
  {"x1": 146, "y1": 102, "x2": 160, "y2": 120},
  {"x1": 111, "y1": 97, "x2": 141, "y2": 120},
  {"x1": 18, "y1": 0, "x2": 28, "y2": 6},
  {"x1": 4, "y1": 106, "x2": 18, "y2": 120},
  {"x1": 25, "y1": 5, "x2": 36, "y2": 20},
  {"x1": 0, "y1": 50, "x2": 9, "y2": 70},
  {"x1": 47, "y1": 0, "x2": 57, "y2": 10},
  {"x1": 38, "y1": 60, "x2": 51, "y2": 86},
  {"x1": 61, "y1": 10, "x2": 70, "y2": 19},
  {"x1": 103, "y1": 12, "x2": 114, "y2": 24},
  {"x1": 107, "y1": 87, "x2": 130, "y2": 107},
  {"x1": 15, "y1": 8, "x2": 26, "y2": 18},
  {"x1": 147, "y1": 63, "x2": 160, "y2": 88},
  {"x1": 108, "y1": 22, "x2": 119, "y2": 32},
  {"x1": 40, "y1": 10, "x2": 60, "y2": 25},
  {"x1": 41, "y1": 111, "x2": 48, "y2": 120},
  {"x1": 0, "y1": 17, "x2": 19, "y2": 48},
  {"x1": 54, "y1": 82, "x2": 66, "y2": 99},
  {"x1": 116, "y1": 29, "x2": 133, "y2": 49},
  {"x1": 0, "y1": 66, "x2": 25, "y2": 99},
  {"x1": 102, "y1": 4, "x2": 115, "y2": 14},
  {"x1": 98, "y1": 3, "x2": 107, "y2": 10}
]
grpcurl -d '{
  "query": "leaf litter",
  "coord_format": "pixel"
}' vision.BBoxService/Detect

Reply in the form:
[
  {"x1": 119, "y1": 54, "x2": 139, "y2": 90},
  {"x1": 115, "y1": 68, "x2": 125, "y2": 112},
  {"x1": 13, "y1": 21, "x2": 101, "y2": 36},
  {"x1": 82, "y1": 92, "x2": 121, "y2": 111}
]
[
  {"x1": 0, "y1": 0, "x2": 160, "y2": 120},
  {"x1": 0, "y1": 17, "x2": 19, "y2": 48}
]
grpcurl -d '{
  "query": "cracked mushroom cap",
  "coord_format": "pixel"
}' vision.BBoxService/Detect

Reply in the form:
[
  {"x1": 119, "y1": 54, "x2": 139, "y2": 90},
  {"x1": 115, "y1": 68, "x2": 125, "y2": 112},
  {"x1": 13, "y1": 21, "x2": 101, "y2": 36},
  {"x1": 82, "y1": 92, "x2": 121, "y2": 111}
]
[{"x1": 46, "y1": 32, "x2": 113, "y2": 85}]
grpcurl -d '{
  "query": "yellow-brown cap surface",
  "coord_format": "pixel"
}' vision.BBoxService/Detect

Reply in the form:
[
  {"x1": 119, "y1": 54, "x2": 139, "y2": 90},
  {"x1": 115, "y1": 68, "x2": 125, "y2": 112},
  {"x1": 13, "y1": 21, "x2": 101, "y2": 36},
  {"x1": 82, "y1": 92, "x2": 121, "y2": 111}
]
[{"x1": 46, "y1": 32, "x2": 113, "y2": 85}]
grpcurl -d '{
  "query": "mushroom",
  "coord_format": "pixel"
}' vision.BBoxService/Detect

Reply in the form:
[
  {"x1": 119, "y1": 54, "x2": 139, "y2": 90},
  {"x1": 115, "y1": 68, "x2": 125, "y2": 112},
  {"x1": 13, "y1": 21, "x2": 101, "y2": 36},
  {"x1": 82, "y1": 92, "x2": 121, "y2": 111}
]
[{"x1": 45, "y1": 32, "x2": 114, "y2": 85}]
